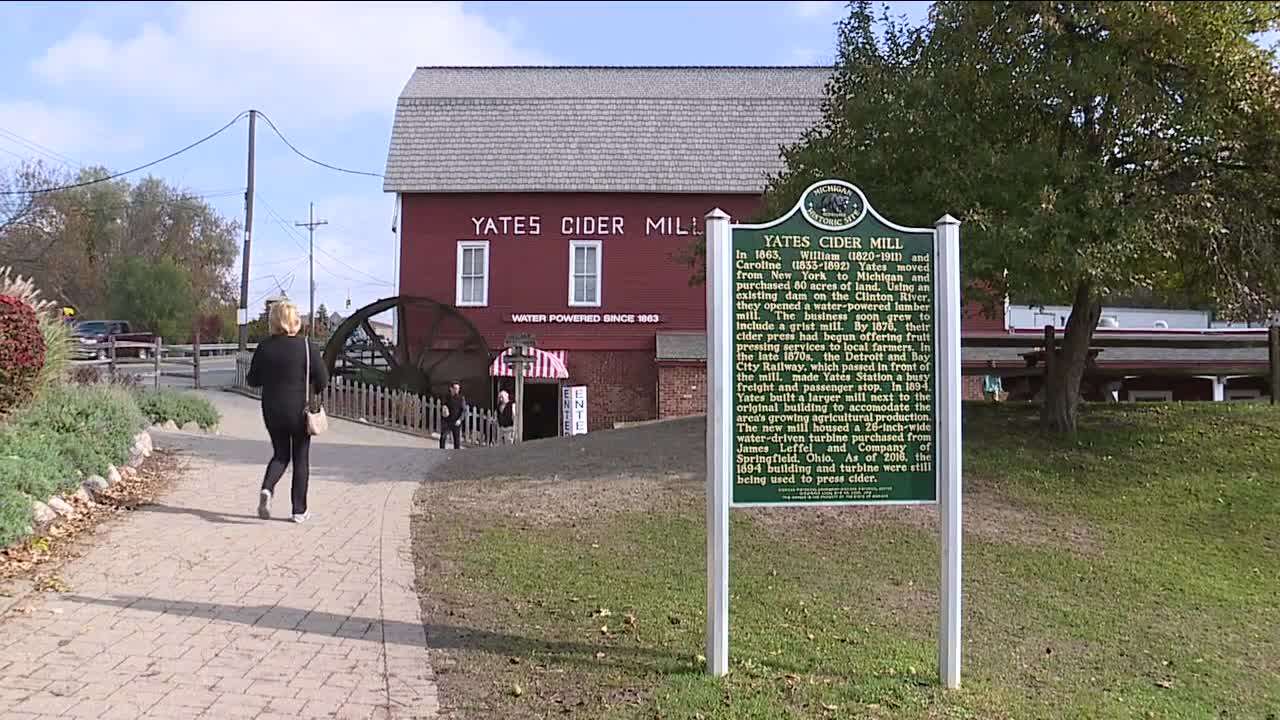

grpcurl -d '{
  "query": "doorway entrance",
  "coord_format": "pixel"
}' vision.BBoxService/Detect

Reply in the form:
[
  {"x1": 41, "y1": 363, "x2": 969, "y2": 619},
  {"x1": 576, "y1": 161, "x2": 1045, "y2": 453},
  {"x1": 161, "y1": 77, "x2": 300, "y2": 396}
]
[
  {"x1": 493, "y1": 378, "x2": 562, "y2": 441},
  {"x1": 521, "y1": 382, "x2": 560, "y2": 441}
]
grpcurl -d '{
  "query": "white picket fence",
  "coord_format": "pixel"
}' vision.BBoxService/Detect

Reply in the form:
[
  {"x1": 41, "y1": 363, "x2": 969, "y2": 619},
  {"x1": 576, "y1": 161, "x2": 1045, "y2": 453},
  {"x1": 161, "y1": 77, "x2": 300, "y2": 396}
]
[{"x1": 234, "y1": 352, "x2": 497, "y2": 446}]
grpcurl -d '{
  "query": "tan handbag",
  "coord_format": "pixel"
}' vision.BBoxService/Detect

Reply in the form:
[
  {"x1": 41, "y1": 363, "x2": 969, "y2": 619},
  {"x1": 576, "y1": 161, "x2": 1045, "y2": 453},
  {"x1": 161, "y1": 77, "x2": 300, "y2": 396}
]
[{"x1": 304, "y1": 337, "x2": 328, "y2": 436}]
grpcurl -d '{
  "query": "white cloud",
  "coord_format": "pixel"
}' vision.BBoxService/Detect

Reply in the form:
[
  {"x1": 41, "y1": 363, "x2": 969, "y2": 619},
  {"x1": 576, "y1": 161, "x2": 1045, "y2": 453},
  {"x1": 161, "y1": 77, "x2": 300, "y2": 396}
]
[
  {"x1": 33, "y1": 1, "x2": 545, "y2": 120},
  {"x1": 0, "y1": 101, "x2": 112, "y2": 163},
  {"x1": 788, "y1": 47, "x2": 824, "y2": 65},
  {"x1": 791, "y1": 1, "x2": 841, "y2": 19}
]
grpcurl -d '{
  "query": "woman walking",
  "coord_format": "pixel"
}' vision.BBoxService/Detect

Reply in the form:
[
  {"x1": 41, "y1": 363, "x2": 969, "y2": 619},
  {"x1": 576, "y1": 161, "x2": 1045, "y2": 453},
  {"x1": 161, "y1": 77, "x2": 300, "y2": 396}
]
[{"x1": 246, "y1": 300, "x2": 328, "y2": 523}]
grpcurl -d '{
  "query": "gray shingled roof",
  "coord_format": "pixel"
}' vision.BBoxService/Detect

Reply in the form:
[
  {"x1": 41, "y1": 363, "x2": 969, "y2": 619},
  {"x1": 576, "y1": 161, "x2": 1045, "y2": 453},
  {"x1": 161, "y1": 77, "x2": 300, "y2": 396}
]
[
  {"x1": 383, "y1": 67, "x2": 832, "y2": 194},
  {"x1": 656, "y1": 332, "x2": 709, "y2": 362}
]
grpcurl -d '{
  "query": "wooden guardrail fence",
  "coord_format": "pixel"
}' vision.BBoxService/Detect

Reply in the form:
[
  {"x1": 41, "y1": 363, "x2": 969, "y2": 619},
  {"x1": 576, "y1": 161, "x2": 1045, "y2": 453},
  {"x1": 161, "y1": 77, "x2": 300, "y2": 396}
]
[{"x1": 233, "y1": 351, "x2": 498, "y2": 446}]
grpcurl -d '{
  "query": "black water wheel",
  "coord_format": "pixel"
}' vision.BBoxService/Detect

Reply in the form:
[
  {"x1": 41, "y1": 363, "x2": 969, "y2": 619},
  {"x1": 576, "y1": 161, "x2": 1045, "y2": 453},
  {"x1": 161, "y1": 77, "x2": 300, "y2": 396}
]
[{"x1": 323, "y1": 296, "x2": 491, "y2": 400}]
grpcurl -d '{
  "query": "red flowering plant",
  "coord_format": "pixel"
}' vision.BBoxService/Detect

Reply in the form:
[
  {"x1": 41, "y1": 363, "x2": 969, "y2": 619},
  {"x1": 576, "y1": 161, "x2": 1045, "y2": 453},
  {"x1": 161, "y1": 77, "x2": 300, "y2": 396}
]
[{"x1": 0, "y1": 294, "x2": 46, "y2": 415}]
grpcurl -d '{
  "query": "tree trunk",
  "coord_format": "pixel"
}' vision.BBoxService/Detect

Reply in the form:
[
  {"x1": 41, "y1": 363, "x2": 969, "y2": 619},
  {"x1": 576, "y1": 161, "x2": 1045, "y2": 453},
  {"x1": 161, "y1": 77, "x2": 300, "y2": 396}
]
[{"x1": 1040, "y1": 280, "x2": 1102, "y2": 433}]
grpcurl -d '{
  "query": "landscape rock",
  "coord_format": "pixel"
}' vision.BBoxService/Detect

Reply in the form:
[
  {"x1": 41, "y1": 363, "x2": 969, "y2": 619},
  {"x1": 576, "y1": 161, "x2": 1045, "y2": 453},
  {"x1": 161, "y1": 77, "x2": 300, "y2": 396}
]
[
  {"x1": 106, "y1": 466, "x2": 123, "y2": 485},
  {"x1": 31, "y1": 502, "x2": 56, "y2": 527},
  {"x1": 47, "y1": 497, "x2": 75, "y2": 518},
  {"x1": 72, "y1": 487, "x2": 94, "y2": 506},
  {"x1": 127, "y1": 450, "x2": 145, "y2": 469},
  {"x1": 133, "y1": 431, "x2": 153, "y2": 454},
  {"x1": 83, "y1": 475, "x2": 110, "y2": 496},
  {"x1": 162, "y1": 421, "x2": 179, "y2": 431},
  {"x1": 181, "y1": 421, "x2": 200, "y2": 432},
  {"x1": 121, "y1": 466, "x2": 138, "y2": 479}
]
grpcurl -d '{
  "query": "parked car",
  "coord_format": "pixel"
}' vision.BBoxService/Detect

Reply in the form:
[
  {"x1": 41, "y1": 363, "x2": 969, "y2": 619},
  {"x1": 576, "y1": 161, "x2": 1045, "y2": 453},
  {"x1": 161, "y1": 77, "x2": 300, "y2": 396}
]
[{"x1": 72, "y1": 320, "x2": 158, "y2": 360}]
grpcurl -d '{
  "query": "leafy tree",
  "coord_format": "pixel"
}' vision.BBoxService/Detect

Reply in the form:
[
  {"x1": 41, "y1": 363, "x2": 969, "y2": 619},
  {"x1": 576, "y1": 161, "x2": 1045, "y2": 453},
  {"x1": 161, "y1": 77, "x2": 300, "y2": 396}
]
[
  {"x1": 104, "y1": 257, "x2": 195, "y2": 342},
  {"x1": 755, "y1": 0, "x2": 1280, "y2": 432},
  {"x1": 0, "y1": 163, "x2": 240, "y2": 318},
  {"x1": 313, "y1": 302, "x2": 331, "y2": 338}
]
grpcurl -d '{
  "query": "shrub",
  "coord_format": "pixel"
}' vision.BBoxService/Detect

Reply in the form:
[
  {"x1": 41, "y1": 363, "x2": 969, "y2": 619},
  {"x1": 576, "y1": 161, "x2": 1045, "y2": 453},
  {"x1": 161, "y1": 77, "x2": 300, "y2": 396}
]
[
  {"x1": 0, "y1": 265, "x2": 65, "y2": 397},
  {"x1": 0, "y1": 383, "x2": 146, "y2": 545},
  {"x1": 0, "y1": 266, "x2": 56, "y2": 315},
  {"x1": 0, "y1": 483, "x2": 32, "y2": 548},
  {"x1": 69, "y1": 364, "x2": 144, "y2": 392},
  {"x1": 0, "y1": 424, "x2": 75, "y2": 500},
  {"x1": 69, "y1": 364, "x2": 103, "y2": 386},
  {"x1": 10, "y1": 384, "x2": 146, "y2": 475},
  {"x1": 37, "y1": 313, "x2": 72, "y2": 391},
  {"x1": 135, "y1": 389, "x2": 220, "y2": 430},
  {"x1": 0, "y1": 294, "x2": 46, "y2": 415}
]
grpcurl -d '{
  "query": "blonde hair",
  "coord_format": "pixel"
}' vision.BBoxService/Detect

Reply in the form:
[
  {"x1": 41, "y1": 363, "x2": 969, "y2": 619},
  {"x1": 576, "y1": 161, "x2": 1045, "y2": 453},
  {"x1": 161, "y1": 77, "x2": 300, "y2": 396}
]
[{"x1": 268, "y1": 300, "x2": 302, "y2": 336}]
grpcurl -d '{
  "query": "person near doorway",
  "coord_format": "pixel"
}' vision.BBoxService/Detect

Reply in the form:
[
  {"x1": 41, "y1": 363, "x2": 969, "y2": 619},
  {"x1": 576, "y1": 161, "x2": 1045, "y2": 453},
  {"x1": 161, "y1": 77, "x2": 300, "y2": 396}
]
[
  {"x1": 245, "y1": 300, "x2": 328, "y2": 523},
  {"x1": 440, "y1": 382, "x2": 466, "y2": 449},
  {"x1": 496, "y1": 390, "x2": 516, "y2": 445}
]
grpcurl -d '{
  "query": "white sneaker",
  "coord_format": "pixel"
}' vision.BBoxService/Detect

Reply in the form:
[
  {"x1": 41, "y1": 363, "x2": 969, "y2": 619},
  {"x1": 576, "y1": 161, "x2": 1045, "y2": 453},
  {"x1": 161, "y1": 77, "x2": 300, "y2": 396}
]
[
  {"x1": 257, "y1": 490, "x2": 271, "y2": 519},
  {"x1": 292, "y1": 512, "x2": 310, "y2": 523}
]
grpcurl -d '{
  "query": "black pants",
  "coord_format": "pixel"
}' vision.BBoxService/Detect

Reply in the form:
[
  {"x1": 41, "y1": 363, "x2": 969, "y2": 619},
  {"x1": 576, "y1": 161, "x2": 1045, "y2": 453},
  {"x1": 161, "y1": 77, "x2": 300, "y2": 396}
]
[
  {"x1": 440, "y1": 422, "x2": 462, "y2": 449},
  {"x1": 262, "y1": 423, "x2": 311, "y2": 514}
]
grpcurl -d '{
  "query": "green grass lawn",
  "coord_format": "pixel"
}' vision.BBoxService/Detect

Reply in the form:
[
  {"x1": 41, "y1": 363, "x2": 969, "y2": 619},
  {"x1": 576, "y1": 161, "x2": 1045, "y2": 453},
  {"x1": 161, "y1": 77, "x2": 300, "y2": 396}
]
[{"x1": 413, "y1": 403, "x2": 1280, "y2": 719}]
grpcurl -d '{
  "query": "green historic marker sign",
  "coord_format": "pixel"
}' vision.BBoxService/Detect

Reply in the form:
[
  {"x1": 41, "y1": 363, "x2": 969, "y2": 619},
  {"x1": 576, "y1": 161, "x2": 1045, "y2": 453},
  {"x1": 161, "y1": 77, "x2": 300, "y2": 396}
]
[{"x1": 730, "y1": 180, "x2": 937, "y2": 505}]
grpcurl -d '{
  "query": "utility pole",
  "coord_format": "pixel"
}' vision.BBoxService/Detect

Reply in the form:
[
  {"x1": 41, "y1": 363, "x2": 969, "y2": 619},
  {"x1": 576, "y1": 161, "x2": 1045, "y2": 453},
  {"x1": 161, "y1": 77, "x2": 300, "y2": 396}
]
[
  {"x1": 237, "y1": 109, "x2": 257, "y2": 351},
  {"x1": 295, "y1": 202, "x2": 327, "y2": 337}
]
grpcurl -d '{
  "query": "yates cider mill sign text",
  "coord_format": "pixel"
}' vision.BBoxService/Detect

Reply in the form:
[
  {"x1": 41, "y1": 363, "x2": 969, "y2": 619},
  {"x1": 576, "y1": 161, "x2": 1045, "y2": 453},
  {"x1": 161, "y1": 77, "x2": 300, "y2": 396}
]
[{"x1": 470, "y1": 215, "x2": 704, "y2": 237}]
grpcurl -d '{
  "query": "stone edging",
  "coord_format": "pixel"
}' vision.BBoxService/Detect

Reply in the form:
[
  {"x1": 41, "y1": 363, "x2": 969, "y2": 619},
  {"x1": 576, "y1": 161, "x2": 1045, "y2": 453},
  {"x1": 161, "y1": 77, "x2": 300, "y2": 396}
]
[{"x1": 16, "y1": 419, "x2": 218, "y2": 546}]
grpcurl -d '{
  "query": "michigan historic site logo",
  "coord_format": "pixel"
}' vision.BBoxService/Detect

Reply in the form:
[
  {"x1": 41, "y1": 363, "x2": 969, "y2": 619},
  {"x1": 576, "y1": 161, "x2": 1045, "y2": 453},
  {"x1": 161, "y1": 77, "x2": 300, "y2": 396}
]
[{"x1": 801, "y1": 180, "x2": 867, "y2": 231}]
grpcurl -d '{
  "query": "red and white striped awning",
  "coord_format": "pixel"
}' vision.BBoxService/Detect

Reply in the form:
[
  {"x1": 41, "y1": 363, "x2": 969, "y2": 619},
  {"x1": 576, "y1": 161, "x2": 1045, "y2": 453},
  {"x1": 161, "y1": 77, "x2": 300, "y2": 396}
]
[{"x1": 489, "y1": 348, "x2": 569, "y2": 379}]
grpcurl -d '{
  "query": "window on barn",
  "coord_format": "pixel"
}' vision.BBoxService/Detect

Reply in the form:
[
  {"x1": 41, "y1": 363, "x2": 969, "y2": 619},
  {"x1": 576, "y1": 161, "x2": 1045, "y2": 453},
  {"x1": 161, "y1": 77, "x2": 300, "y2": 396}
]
[
  {"x1": 456, "y1": 241, "x2": 489, "y2": 307},
  {"x1": 569, "y1": 240, "x2": 602, "y2": 307}
]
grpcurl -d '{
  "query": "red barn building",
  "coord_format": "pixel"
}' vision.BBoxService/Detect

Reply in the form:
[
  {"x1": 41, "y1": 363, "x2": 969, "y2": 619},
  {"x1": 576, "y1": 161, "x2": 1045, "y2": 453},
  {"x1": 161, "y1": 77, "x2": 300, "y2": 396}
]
[{"x1": 384, "y1": 66, "x2": 1007, "y2": 437}]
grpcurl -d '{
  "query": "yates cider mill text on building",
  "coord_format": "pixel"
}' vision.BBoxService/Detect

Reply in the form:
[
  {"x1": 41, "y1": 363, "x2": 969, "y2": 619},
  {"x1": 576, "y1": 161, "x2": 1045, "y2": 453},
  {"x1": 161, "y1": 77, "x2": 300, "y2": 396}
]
[{"x1": 470, "y1": 215, "x2": 704, "y2": 237}]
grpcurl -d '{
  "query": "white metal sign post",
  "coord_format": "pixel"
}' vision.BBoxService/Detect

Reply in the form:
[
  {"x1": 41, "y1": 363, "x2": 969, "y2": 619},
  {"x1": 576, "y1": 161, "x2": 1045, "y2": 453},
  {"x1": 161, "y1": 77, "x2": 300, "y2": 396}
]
[
  {"x1": 935, "y1": 214, "x2": 963, "y2": 688},
  {"x1": 705, "y1": 208, "x2": 732, "y2": 678},
  {"x1": 703, "y1": 184, "x2": 963, "y2": 688}
]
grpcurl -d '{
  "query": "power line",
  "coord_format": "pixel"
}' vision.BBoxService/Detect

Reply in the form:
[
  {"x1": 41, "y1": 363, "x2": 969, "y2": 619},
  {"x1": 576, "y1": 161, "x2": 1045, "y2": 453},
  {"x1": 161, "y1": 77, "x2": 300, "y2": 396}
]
[
  {"x1": 251, "y1": 254, "x2": 307, "y2": 269},
  {"x1": 262, "y1": 197, "x2": 391, "y2": 286},
  {"x1": 256, "y1": 111, "x2": 384, "y2": 179},
  {"x1": 0, "y1": 111, "x2": 249, "y2": 196},
  {"x1": 258, "y1": 197, "x2": 393, "y2": 287},
  {"x1": 0, "y1": 127, "x2": 82, "y2": 168},
  {"x1": 9, "y1": 188, "x2": 247, "y2": 219}
]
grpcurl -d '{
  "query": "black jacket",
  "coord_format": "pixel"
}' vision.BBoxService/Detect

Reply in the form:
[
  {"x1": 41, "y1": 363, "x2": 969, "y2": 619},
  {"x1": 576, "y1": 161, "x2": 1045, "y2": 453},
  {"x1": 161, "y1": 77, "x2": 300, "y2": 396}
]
[
  {"x1": 246, "y1": 334, "x2": 329, "y2": 430},
  {"x1": 443, "y1": 393, "x2": 467, "y2": 427},
  {"x1": 497, "y1": 401, "x2": 515, "y2": 428}
]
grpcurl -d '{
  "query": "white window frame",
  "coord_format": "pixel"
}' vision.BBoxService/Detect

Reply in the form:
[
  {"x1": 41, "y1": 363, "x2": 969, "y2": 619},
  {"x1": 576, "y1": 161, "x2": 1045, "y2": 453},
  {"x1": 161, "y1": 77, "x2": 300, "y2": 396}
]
[
  {"x1": 1127, "y1": 390, "x2": 1173, "y2": 403},
  {"x1": 455, "y1": 241, "x2": 489, "y2": 307},
  {"x1": 1227, "y1": 388, "x2": 1262, "y2": 402},
  {"x1": 568, "y1": 240, "x2": 602, "y2": 308}
]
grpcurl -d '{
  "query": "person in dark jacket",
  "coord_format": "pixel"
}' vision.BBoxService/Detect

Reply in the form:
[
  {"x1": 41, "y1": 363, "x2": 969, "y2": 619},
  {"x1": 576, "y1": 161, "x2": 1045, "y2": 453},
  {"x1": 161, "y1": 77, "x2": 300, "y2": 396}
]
[
  {"x1": 246, "y1": 300, "x2": 329, "y2": 523},
  {"x1": 440, "y1": 382, "x2": 466, "y2": 449}
]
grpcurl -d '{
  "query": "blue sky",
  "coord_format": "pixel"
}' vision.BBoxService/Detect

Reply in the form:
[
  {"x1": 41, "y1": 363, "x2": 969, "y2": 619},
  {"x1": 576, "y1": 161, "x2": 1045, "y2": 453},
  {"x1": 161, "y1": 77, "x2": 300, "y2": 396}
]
[{"x1": 0, "y1": 1, "x2": 931, "y2": 315}]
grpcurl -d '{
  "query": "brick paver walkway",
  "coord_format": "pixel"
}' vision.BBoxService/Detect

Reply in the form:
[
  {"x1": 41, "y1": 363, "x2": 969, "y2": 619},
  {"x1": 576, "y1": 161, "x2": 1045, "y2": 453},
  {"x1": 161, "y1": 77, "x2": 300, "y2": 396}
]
[{"x1": 0, "y1": 391, "x2": 441, "y2": 719}]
